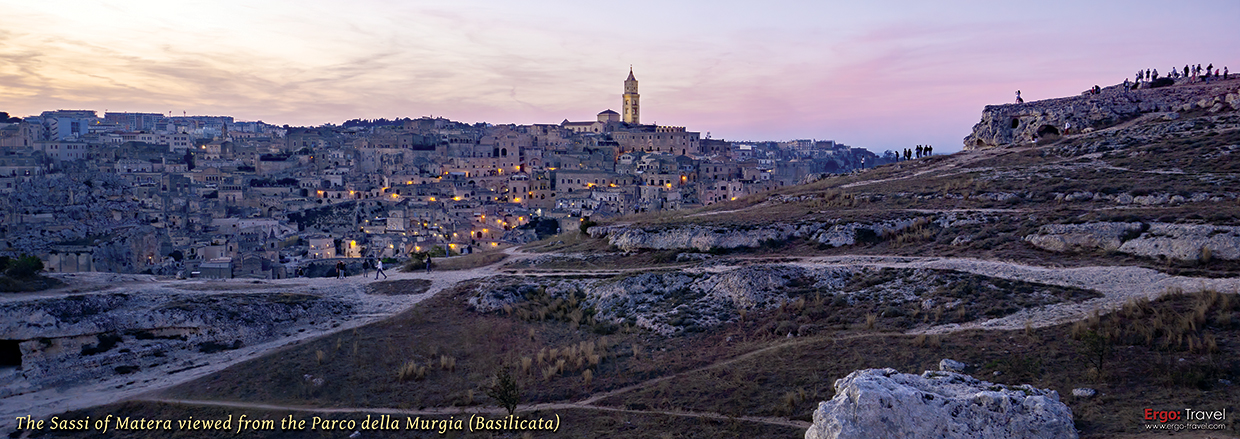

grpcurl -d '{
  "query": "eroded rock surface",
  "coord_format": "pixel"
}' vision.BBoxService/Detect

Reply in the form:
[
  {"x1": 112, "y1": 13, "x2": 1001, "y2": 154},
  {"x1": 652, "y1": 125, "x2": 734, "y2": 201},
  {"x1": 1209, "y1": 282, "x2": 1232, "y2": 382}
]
[
  {"x1": 805, "y1": 368, "x2": 1076, "y2": 439},
  {"x1": 964, "y1": 81, "x2": 1240, "y2": 150},
  {"x1": 1025, "y1": 222, "x2": 1240, "y2": 261}
]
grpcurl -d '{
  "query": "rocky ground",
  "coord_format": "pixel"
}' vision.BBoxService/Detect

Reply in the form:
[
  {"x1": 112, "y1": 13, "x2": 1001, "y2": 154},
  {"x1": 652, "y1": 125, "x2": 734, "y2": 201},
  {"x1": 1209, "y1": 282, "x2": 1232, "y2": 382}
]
[{"x1": 0, "y1": 268, "x2": 467, "y2": 430}]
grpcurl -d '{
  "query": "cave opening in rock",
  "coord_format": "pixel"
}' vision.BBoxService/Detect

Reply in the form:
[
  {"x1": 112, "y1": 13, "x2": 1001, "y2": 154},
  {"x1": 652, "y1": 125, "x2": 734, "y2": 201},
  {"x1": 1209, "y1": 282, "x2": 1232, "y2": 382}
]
[
  {"x1": 0, "y1": 340, "x2": 20, "y2": 368},
  {"x1": 1011, "y1": 118, "x2": 1020, "y2": 129},
  {"x1": 1037, "y1": 125, "x2": 1061, "y2": 137}
]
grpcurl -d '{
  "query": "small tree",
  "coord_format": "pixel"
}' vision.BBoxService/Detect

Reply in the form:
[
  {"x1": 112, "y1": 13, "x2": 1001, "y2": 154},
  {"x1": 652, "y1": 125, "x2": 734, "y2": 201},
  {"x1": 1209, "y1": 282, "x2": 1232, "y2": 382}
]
[
  {"x1": 486, "y1": 367, "x2": 521, "y2": 415},
  {"x1": 1076, "y1": 329, "x2": 1112, "y2": 381}
]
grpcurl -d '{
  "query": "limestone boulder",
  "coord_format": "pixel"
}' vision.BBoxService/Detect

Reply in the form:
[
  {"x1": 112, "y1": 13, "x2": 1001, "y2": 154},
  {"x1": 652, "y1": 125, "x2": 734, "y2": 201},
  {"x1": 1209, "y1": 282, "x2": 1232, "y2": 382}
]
[
  {"x1": 806, "y1": 368, "x2": 1077, "y2": 439},
  {"x1": 938, "y1": 358, "x2": 966, "y2": 372},
  {"x1": 1023, "y1": 222, "x2": 1144, "y2": 253},
  {"x1": 1117, "y1": 223, "x2": 1240, "y2": 261}
]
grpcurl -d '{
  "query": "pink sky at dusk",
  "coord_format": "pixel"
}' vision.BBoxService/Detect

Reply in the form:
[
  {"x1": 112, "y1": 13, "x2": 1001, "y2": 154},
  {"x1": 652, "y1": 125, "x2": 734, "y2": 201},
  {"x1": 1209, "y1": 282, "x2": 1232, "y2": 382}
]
[{"x1": 1, "y1": 0, "x2": 1236, "y2": 153}]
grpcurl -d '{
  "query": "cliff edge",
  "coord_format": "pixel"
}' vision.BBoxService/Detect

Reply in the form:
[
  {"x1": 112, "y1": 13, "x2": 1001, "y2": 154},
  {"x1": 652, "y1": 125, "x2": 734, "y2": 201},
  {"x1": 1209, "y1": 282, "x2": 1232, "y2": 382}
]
[{"x1": 964, "y1": 78, "x2": 1240, "y2": 150}]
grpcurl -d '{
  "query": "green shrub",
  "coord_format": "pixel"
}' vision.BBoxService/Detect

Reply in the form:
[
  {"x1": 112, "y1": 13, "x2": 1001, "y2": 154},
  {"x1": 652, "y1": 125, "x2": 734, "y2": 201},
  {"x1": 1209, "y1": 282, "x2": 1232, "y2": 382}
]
[
  {"x1": 6, "y1": 255, "x2": 44, "y2": 279},
  {"x1": 579, "y1": 220, "x2": 598, "y2": 235}
]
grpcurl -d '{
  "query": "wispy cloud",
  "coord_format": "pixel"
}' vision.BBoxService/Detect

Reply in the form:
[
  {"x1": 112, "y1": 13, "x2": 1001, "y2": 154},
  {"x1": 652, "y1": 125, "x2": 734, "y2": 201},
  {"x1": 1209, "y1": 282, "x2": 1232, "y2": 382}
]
[{"x1": 1, "y1": 1, "x2": 1236, "y2": 152}]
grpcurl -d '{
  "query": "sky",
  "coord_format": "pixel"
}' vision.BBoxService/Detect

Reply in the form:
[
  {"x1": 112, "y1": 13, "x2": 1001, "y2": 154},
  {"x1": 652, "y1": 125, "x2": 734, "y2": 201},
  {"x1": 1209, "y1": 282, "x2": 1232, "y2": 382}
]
[{"x1": 1, "y1": 1, "x2": 1237, "y2": 153}]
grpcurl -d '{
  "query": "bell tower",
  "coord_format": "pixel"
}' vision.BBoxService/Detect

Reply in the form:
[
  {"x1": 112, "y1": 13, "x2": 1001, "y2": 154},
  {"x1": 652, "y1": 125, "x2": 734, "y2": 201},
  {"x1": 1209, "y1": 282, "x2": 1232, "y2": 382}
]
[{"x1": 623, "y1": 67, "x2": 640, "y2": 125}]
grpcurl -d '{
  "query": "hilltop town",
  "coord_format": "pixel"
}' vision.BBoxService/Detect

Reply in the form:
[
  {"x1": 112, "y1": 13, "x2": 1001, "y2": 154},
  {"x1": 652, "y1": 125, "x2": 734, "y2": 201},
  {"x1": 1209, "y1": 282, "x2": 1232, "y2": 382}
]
[{"x1": 0, "y1": 69, "x2": 885, "y2": 279}]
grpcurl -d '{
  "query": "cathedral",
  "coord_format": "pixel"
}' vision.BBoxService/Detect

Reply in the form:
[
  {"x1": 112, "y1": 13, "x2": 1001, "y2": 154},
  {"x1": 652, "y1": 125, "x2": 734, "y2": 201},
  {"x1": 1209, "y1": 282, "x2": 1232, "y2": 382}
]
[{"x1": 558, "y1": 67, "x2": 701, "y2": 157}]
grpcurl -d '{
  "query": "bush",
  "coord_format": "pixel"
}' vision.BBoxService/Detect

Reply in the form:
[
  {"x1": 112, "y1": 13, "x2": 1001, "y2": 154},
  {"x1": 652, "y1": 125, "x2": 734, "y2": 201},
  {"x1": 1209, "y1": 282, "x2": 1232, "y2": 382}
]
[
  {"x1": 853, "y1": 228, "x2": 881, "y2": 245},
  {"x1": 579, "y1": 220, "x2": 597, "y2": 235},
  {"x1": 6, "y1": 255, "x2": 43, "y2": 279}
]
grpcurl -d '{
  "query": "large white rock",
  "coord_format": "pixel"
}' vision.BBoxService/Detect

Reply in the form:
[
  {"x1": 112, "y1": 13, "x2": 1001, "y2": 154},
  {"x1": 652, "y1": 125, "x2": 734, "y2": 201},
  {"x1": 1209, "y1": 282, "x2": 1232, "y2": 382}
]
[
  {"x1": 805, "y1": 368, "x2": 1077, "y2": 439},
  {"x1": 938, "y1": 359, "x2": 967, "y2": 372}
]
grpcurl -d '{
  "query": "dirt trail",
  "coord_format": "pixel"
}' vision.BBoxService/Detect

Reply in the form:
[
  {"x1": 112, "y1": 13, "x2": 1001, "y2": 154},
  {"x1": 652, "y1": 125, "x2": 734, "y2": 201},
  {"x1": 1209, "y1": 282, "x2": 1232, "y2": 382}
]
[{"x1": 138, "y1": 397, "x2": 811, "y2": 430}]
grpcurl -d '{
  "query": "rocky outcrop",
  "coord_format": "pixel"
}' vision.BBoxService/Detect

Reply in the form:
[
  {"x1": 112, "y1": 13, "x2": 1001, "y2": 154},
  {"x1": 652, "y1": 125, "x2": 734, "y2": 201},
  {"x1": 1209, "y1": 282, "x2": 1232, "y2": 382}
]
[
  {"x1": 1025, "y1": 222, "x2": 1240, "y2": 261},
  {"x1": 588, "y1": 223, "x2": 812, "y2": 252},
  {"x1": 805, "y1": 368, "x2": 1076, "y2": 439},
  {"x1": 1119, "y1": 223, "x2": 1240, "y2": 261},
  {"x1": 468, "y1": 265, "x2": 854, "y2": 336},
  {"x1": 588, "y1": 218, "x2": 928, "y2": 252},
  {"x1": 0, "y1": 287, "x2": 351, "y2": 395},
  {"x1": 964, "y1": 81, "x2": 1240, "y2": 150},
  {"x1": 1023, "y1": 222, "x2": 1144, "y2": 253}
]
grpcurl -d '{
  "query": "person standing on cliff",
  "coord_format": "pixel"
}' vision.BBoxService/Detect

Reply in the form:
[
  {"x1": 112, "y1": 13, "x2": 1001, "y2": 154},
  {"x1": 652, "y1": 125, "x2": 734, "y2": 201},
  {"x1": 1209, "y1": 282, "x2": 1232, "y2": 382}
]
[
  {"x1": 1065, "y1": 121, "x2": 1072, "y2": 135},
  {"x1": 1015, "y1": 90, "x2": 1023, "y2": 103},
  {"x1": 1225, "y1": 67, "x2": 1229, "y2": 80}
]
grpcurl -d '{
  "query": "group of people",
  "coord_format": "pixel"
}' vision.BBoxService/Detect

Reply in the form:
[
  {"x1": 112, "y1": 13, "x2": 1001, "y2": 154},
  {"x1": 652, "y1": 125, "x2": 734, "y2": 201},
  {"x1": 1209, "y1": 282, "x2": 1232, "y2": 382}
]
[
  {"x1": 1130, "y1": 63, "x2": 1228, "y2": 88},
  {"x1": 297, "y1": 256, "x2": 443, "y2": 280},
  {"x1": 897, "y1": 145, "x2": 932, "y2": 161},
  {"x1": 327, "y1": 258, "x2": 392, "y2": 279}
]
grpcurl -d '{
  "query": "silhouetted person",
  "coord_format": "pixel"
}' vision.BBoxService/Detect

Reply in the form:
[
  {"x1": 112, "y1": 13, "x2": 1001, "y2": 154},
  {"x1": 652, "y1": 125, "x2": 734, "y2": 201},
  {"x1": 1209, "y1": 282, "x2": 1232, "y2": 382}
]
[
  {"x1": 1184, "y1": 65, "x2": 1189, "y2": 78},
  {"x1": 336, "y1": 261, "x2": 345, "y2": 279},
  {"x1": 1226, "y1": 67, "x2": 1229, "y2": 80},
  {"x1": 1015, "y1": 90, "x2": 1023, "y2": 103},
  {"x1": 425, "y1": 256, "x2": 432, "y2": 273},
  {"x1": 927, "y1": 145, "x2": 933, "y2": 156}
]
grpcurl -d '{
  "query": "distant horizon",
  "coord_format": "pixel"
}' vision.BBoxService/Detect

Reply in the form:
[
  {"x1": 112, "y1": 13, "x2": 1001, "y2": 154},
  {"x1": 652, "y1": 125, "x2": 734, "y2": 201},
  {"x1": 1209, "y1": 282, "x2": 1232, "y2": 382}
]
[{"x1": 2, "y1": 0, "x2": 1237, "y2": 153}]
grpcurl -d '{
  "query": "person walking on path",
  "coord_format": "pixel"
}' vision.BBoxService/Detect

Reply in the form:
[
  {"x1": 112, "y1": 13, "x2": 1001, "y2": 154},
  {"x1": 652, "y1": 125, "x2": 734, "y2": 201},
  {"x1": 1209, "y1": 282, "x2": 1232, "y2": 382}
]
[
  {"x1": 425, "y1": 255, "x2": 433, "y2": 273},
  {"x1": 375, "y1": 259, "x2": 387, "y2": 280}
]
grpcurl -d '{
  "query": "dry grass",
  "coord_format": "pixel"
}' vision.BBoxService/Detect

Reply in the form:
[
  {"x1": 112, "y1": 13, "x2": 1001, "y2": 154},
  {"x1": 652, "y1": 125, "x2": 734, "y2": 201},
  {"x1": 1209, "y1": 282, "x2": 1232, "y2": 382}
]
[
  {"x1": 418, "y1": 249, "x2": 508, "y2": 271},
  {"x1": 154, "y1": 275, "x2": 1235, "y2": 438}
]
